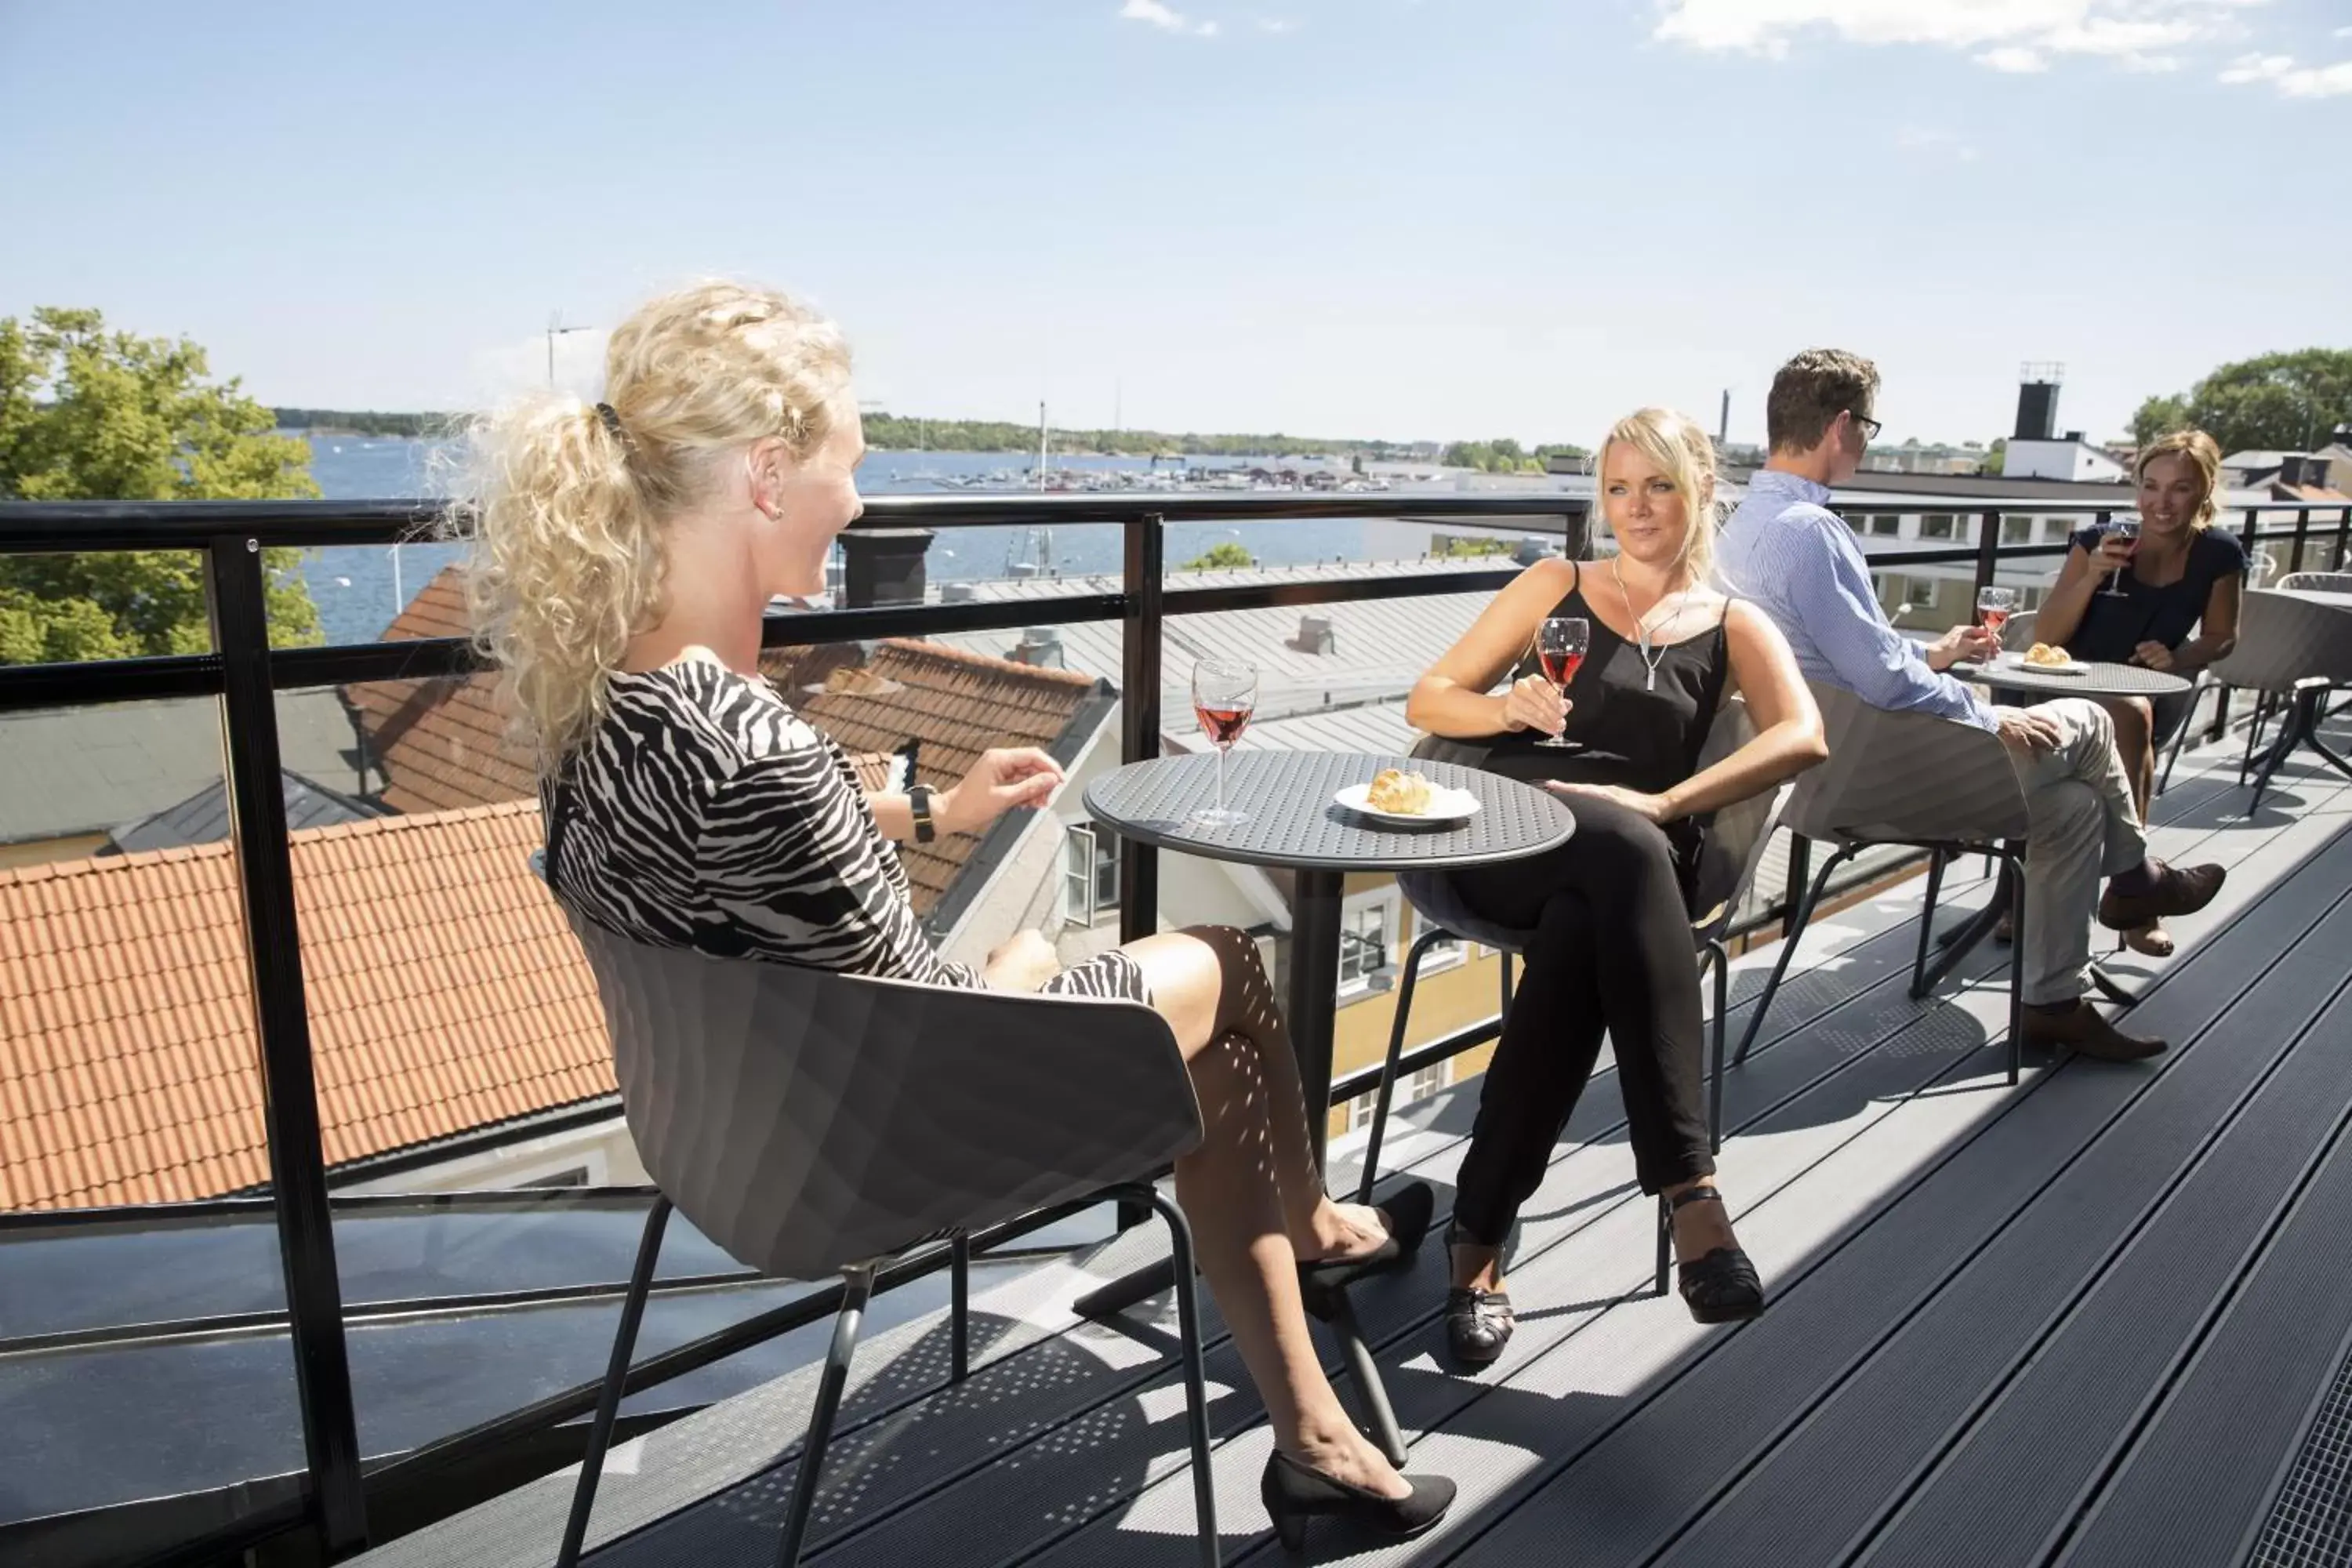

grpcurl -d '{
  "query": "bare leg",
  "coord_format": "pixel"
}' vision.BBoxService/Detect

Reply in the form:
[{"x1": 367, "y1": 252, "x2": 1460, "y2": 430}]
[
  {"x1": 1122, "y1": 926, "x2": 1410, "y2": 1497},
  {"x1": 2100, "y1": 695, "x2": 2170, "y2": 952}
]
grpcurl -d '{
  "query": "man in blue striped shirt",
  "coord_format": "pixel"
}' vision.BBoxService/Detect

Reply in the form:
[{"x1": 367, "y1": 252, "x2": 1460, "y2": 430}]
[{"x1": 1719, "y1": 350, "x2": 2223, "y2": 1062}]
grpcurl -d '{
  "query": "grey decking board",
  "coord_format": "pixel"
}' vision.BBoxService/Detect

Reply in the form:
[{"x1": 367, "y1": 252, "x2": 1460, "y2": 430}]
[
  {"x1": 1853, "y1": 925, "x2": 2352, "y2": 1566},
  {"x1": 2056, "y1": 1145, "x2": 2352, "y2": 1566},
  {"x1": 1420, "y1": 815, "x2": 2352, "y2": 1568},
  {"x1": 906, "y1": 750, "x2": 2306, "y2": 1568},
  {"x1": 586, "y1": 859, "x2": 1981, "y2": 1563},
  {"x1": 1597, "y1": 826, "x2": 2352, "y2": 1568}
]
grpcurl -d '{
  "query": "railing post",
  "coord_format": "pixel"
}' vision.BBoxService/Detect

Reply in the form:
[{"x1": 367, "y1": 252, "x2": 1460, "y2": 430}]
[
  {"x1": 206, "y1": 535, "x2": 368, "y2": 1558},
  {"x1": 1119, "y1": 511, "x2": 1163, "y2": 947},
  {"x1": 1973, "y1": 509, "x2": 2002, "y2": 599},
  {"x1": 2337, "y1": 506, "x2": 2350, "y2": 574},
  {"x1": 2292, "y1": 504, "x2": 2311, "y2": 575}
]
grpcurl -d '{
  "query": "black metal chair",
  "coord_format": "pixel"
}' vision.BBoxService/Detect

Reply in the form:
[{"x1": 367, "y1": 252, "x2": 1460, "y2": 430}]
[
  {"x1": 549, "y1": 902, "x2": 1219, "y2": 1568},
  {"x1": 1355, "y1": 699, "x2": 1791, "y2": 1297},
  {"x1": 1733, "y1": 681, "x2": 2032, "y2": 1085},
  {"x1": 2157, "y1": 570, "x2": 2352, "y2": 797}
]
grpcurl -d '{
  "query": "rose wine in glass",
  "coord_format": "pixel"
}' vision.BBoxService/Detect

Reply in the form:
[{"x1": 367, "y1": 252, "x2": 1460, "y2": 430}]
[
  {"x1": 1976, "y1": 586, "x2": 2014, "y2": 648},
  {"x1": 1190, "y1": 658, "x2": 1258, "y2": 827},
  {"x1": 2101, "y1": 518, "x2": 2142, "y2": 597},
  {"x1": 1534, "y1": 616, "x2": 1589, "y2": 750}
]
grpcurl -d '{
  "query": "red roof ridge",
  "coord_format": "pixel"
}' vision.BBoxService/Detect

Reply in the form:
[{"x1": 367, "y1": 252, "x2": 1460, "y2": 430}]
[
  {"x1": 875, "y1": 637, "x2": 1098, "y2": 688},
  {"x1": 298, "y1": 797, "x2": 542, "y2": 844}
]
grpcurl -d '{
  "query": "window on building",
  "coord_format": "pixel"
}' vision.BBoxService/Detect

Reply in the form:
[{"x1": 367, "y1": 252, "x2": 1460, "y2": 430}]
[
  {"x1": 2019, "y1": 586, "x2": 2044, "y2": 610},
  {"x1": 1345, "y1": 1062, "x2": 1450, "y2": 1131},
  {"x1": 1064, "y1": 823, "x2": 1120, "y2": 927},
  {"x1": 2002, "y1": 515, "x2": 2033, "y2": 545},
  {"x1": 1868, "y1": 514, "x2": 1902, "y2": 537},
  {"x1": 2043, "y1": 518, "x2": 2071, "y2": 543},
  {"x1": 520, "y1": 1166, "x2": 592, "y2": 1189},
  {"x1": 1338, "y1": 894, "x2": 1395, "y2": 993},
  {"x1": 1919, "y1": 514, "x2": 1957, "y2": 540}
]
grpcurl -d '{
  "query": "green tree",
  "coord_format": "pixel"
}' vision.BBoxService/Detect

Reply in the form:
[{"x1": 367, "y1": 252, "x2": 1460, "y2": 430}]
[
  {"x1": 1982, "y1": 437, "x2": 2007, "y2": 476},
  {"x1": 2129, "y1": 394, "x2": 2190, "y2": 449},
  {"x1": 2134, "y1": 349, "x2": 2352, "y2": 456},
  {"x1": 0, "y1": 307, "x2": 321, "y2": 664},
  {"x1": 1182, "y1": 541, "x2": 1256, "y2": 571}
]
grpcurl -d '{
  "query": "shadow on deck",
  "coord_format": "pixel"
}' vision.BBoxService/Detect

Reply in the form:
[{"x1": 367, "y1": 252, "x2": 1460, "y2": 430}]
[{"x1": 358, "y1": 714, "x2": 2352, "y2": 1568}]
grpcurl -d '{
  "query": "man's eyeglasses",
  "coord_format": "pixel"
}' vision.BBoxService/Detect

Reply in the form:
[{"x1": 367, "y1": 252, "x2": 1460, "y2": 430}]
[{"x1": 1849, "y1": 411, "x2": 1882, "y2": 442}]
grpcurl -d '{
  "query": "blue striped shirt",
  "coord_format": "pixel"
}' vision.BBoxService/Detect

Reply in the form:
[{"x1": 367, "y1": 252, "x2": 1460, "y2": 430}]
[{"x1": 1719, "y1": 469, "x2": 1995, "y2": 733}]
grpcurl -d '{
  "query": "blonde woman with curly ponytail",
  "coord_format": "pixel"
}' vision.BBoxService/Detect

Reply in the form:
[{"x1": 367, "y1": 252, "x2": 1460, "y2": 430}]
[
  {"x1": 470, "y1": 280, "x2": 1453, "y2": 1530},
  {"x1": 1404, "y1": 406, "x2": 1826, "y2": 1359}
]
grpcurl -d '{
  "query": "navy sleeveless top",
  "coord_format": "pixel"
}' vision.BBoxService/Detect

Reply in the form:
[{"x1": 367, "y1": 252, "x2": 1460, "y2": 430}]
[{"x1": 2062, "y1": 524, "x2": 2245, "y2": 664}]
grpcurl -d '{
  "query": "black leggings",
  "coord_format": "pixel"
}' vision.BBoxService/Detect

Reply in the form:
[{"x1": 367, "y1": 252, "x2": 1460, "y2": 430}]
[{"x1": 1445, "y1": 793, "x2": 1714, "y2": 1246}]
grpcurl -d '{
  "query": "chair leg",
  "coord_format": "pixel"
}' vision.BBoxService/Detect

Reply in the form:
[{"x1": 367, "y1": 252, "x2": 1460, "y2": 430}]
[
  {"x1": 1654, "y1": 1195, "x2": 1671, "y2": 1298},
  {"x1": 2241, "y1": 692, "x2": 2274, "y2": 786},
  {"x1": 1733, "y1": 842, "x2": 1857, "y2": 1065},
  {"x1": 1703, "y1": 937, "x2": 1729, "y2": 1156},
  {"x1": 1324, "y1": 1283, "x2": 1410, "y2": 1469},
  {"x1": 777, "y1": 1263, "x2": 880, "y2": 1568},
  {"x1": 949, "y1": 1229, "x2": 971, "y2": 1385},
  {"x1": 2157, "y1": 674, "x2": 2207, "y2": 797},
  {"x1": 2249, "y1": 691, "x2": 2309, "y2": 813},
  {"x1": 2004, "y1": 852, "x2": 2027, "y2": 1087},
  {"x1": 1111, "y1": 1183, "x2": 1221, "y2": 1568},
  {"x1": 556, "y1": 1195, "x2": 673, "y2": 1568},
  {"x1": 1910, "y1": 848, "x2": 1949, "y2": 998},
  {"x1": 1499, "y1": 948, "x2": 1515, "y2": 1013},
  {"x1": 1357, "y1": 927, "x2": 1451, "y2": 1205}
]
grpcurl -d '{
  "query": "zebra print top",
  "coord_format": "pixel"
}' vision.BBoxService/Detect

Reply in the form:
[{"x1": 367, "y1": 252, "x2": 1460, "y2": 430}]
[
  {"x1": 543, "y1": 659, "x2": 985, "y2": 989},
  {"x1": 544, "y1": 658, "x2": 1152, "y2": 1005}
]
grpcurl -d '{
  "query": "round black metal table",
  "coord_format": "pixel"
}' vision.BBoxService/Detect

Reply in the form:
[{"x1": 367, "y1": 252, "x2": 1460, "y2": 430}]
[
  {"x1": 1074, "y1": 750, "x2": 1573, "y2": 1465},
  {"x1": 1083, "y1": 749, "x2": 1576, "y2": 1161},
  {"x1": 1945, "y1": 658, "x2": 2194, "y2": 1005}
]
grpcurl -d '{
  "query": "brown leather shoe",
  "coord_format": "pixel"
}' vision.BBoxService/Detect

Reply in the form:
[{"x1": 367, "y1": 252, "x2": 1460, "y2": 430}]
[
  {"x1": 2099, "y1": 860, "x2": 2225, "y2": 932},
  {"x1": 2021, "y1": 1000, "x2": 2167, "y2": 1061}
]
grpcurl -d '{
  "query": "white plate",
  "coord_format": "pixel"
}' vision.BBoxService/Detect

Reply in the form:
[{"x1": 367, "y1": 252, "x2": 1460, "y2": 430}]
[
  {"x1": 2000, "y1": 653, "x2": 2090, "y2": 677},
  {"x1": 1334, "y1": 781, "x2": 1482, "y2": 825}
]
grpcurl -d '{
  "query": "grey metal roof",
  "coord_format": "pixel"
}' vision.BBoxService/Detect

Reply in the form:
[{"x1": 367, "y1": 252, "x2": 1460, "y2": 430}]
[
  {"x1": 0, "y1": 688, "x2": 364, "y2": 847},
  {"x1": 107, "y1": 769, "x2": 384, "y2": 855}
]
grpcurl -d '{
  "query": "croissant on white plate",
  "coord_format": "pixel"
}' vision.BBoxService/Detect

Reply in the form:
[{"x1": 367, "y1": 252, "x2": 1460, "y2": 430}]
[{"x1": 1366, "y1": 768, "x2": 1433, "y2": 815}]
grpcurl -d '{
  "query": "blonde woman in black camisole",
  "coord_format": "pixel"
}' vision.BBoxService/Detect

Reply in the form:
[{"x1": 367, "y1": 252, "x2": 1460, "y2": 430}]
[{"x1": 1406, "y1": 408, "x2": 1828, "y2": 1363}]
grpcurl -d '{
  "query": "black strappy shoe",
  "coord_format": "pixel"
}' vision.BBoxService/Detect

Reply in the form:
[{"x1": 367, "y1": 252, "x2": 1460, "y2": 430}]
[
  {"x1": 1666, "y1": 1185, "x2": 1765, "y2": 1325},
  {"x1": 1297, "y1": 1181, "x2": 1434, "y2": 1320},
  {"x1": 1441, "y1": 1221, "x2": 1513, "y2": 1367},
  {"x1": 1260, "y1": 1448, "x2": 1456, "y2": 1553}
]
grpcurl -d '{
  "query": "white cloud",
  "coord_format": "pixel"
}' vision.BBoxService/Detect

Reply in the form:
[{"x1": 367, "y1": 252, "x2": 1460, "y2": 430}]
[
  {"x1": 2219, "y1": 49, "x2": 2352, "y2": 93},
  {"x1": 1655, "y1": 0, "x2": 2270, "y2": 78},
  {"x1": 1254, "y1": 16, "x2": 1298, "y2": 33},
  {"x1": 1120, "y1": 0, "x2": 1219, "y2": 37},
  {"x1": 1977, "y1": 45, "x2": 2051, "y2": 72}
]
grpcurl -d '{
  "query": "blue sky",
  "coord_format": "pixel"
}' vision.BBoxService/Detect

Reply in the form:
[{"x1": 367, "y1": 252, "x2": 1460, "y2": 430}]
[{"x1": 2, "y1": 0, "x2": 2346, "y2": 448}]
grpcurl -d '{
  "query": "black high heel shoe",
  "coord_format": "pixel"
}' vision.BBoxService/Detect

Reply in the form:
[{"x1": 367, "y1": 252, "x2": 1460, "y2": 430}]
[
  {"x1": 1667, "y1": 1186, "x2": 1764, "y2": 1324},
  {"x1": 1296, "y1": 1181, "x2": 1434, "y2": 1320},
  {"x1": 1260, "y1": 1448, "x2": 1455, "y2": 1552},
  {"x1": 1441, "y1": 1221, "x2": 1512, "y2": 1367}
]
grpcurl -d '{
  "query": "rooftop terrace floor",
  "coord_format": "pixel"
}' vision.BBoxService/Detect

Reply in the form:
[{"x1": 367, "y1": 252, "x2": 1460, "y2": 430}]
[{"x1": 360, "y1": 710, "x2": 2352, "y2": 1568}]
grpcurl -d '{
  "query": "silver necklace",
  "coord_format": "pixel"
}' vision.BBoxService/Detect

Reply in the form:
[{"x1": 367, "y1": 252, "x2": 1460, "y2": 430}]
[{"x1": 1611, "y1": 554, "x2": 1690, "y2": 692}]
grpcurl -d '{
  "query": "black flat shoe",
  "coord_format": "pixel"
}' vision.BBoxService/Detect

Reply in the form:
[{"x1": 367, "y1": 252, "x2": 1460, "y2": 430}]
[
  {"x1": 1442, "y1": 1220, "x2": 1513, "y2": 1366},
  {"x1": 1297, "y1": 1181, "x2": 1434, "y2": 1319},
  {"x1": 1667, "y1": 1186, "x2": 1764, "y2": 1325},
  {"x1": 1261, "y1": 1448, "x2": 1455, "y2": 1553}
]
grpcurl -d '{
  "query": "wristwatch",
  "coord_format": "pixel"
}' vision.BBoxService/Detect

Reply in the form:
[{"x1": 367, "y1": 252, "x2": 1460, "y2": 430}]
[{"x1": 908, "y1": 782, "x2": 938, "y2": 844}]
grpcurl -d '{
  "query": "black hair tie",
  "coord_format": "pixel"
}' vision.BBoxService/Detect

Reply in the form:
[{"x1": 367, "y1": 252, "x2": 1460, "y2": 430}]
[{"x1": 593, "y1": 401, "x2": 626, "y2": 440}]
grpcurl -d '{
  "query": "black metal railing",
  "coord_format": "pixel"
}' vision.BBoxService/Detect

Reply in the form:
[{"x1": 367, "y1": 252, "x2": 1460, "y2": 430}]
[{"x1": 0, "y1": 488, "x2": 2345, "y2": 1566}]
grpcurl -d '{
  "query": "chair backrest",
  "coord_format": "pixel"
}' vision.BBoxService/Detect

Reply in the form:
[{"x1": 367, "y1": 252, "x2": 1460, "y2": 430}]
[
  {"x1": 1781, "y1": 681, "x2": 2029, "y2": 848},
  {"x1": 1999, "y1": 609, "x2": 2040, "y2": 654},
  {"x1": 2278, "y1": 571, "x2": 2352, "y2": 594},
  {"x1": 2208, "y1": 590, "x2": 2352, "y2": 695},
  {"x1": 561, "y1": 911, "x2": 1203, "y2": 1279}
]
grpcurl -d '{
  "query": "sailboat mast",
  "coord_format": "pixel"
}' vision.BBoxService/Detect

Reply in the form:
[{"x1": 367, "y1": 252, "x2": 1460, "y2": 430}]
[{"x1": 1037, "y1": 401, "x2": 1049, "y2": 492}]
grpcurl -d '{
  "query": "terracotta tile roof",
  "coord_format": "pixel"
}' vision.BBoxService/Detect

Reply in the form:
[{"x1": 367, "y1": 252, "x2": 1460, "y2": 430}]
[
  {"x1": 0, "y1": 802, "x2": 611, "y2": 1210},
  {"x1": 344, "y1": 568, "x2": 1109, "y2": 914}
]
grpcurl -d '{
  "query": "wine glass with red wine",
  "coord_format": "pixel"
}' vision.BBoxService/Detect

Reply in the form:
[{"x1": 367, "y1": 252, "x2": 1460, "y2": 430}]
[
  {"x1": 1976, "y1": 586, "x2": 2015, "y2": 650},
  {"x1": 2100, "y1": 517, "x2": 2142, "y2": 598},
  {"x1": 1534, "y1": 616, "x2": 1589, "y2": 750},
  {"x1": 1191, "y1": 657, "x2": 1259, "y2": 827}
]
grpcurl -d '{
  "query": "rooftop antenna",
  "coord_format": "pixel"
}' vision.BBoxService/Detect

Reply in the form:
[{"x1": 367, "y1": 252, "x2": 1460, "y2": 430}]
[{"x1": 1719, "y1": 387, "x2": 1731, "y2": 448}]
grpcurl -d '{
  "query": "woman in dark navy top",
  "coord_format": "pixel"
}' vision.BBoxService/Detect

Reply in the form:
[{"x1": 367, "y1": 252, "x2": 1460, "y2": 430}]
[
  {"x1": 1406, "y1": 408, "x2": 1826, "y2": 1363},
  {"x1": 2034, "y1": 429, "x2": 2242, "y2": 955}
]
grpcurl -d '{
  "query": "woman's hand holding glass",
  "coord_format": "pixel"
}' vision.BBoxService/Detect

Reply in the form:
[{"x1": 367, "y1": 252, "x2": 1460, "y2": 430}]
[
  {"x1": 1497, "y1": 673, "x2": 1570, "y2": 737},
  {"x1": 938, "y1": 746, "x2": 1065, "y2": 836}
]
